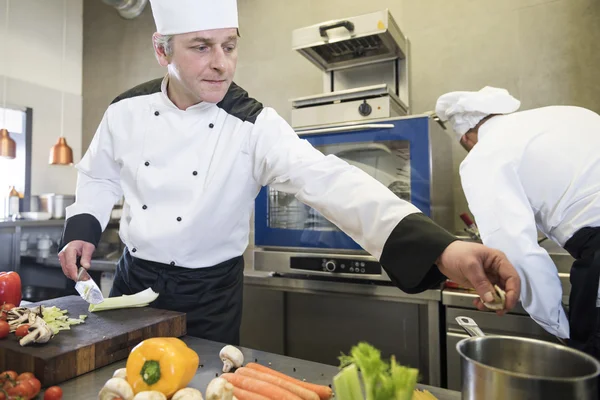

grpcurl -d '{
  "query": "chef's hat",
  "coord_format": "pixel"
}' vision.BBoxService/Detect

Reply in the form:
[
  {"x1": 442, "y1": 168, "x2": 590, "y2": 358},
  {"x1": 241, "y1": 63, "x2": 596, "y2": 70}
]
[
  {"x1": 149, "y1": 0, "x2": 239, "y2": 35},
  {"x1": 435, "y1": 86, "x2": 521, "y2": 141}
]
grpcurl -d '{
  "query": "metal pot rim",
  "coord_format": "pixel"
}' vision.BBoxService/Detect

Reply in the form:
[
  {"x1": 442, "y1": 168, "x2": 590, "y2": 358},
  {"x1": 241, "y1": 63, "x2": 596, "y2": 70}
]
[{"x1": 456, "y1": 335, "x2": 600, "y2": 382}]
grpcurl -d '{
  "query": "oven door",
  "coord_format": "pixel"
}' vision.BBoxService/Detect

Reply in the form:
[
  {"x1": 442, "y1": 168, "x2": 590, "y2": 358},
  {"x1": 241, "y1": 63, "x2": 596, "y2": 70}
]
[{"x1": 254, "y1": 117, "x2": 431, "y2": 251}]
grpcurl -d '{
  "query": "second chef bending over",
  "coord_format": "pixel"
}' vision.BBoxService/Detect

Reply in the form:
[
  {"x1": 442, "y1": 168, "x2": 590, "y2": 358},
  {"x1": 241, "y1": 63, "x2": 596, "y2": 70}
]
[
  {"x1": 436, "y1": 86, "x2": 600, "y2": 348},
  {"x1": 58, "y1": 0, "x2": 520, "y2": 344}
]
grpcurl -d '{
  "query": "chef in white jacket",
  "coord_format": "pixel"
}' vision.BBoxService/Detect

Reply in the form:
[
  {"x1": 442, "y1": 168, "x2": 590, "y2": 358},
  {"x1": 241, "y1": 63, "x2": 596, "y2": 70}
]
[
  {"x1": 58, "y1": 1, "x2": 520, "y2": 344},
  {"x1": 436, "y1": 86, "x2": 600, "y2": 357}
]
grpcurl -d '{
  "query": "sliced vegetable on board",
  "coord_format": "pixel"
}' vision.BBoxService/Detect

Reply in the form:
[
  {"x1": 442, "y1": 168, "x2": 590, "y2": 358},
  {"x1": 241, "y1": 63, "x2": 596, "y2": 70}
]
[
  {"x1": 42, "y1": 306, "x2": 87, "y2": 334},
  {"x1": 89, "y1": 288, "x2": 159, "y2": 312}
]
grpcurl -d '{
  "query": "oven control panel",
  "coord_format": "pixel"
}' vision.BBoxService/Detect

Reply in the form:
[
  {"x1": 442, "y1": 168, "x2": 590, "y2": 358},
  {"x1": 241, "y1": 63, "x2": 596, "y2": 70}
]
[{"x1": 290, "y1": 256, "x2": 382, "y2": 275}]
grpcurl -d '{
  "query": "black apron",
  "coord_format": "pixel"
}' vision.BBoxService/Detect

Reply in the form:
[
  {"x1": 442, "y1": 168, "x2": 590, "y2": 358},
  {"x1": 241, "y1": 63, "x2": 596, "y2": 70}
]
[
  {"x1": 110, "y1": 248, "x2": 244, "y2": 345},
  {"x1": 565, "y1": 227, "x2": 600, "y2": 360}
]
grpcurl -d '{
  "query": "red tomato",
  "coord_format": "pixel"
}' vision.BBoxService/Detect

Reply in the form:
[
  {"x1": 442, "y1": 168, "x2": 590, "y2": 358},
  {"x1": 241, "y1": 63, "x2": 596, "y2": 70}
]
[
  {"x1": 7, "y1": 381, "x2": 34, "y2": 397},
  {"x1": 44, "y1": 386, "x2": 63, "y2": 400},
  {"x1": 0, "y1": 321, "x2": 9, "y2": 339},
  {"x1": 16, "y1": 372, "x2": 35, "y2": 381},
  {"x1": 0, "y1": 371, "x2": 17, "y2": 381},
  {"x1": 14, "y1": 325, "x2": 29, "y2": 338},
  {"x1": 2, "y1": 303, "x2": 15, "y2": 311},
  {"x1": 27, "y1": 377, "x2": 42, "y2": 396},
  {"x1": 0, "y1": 272, "x2": 21, "y2": 307}
]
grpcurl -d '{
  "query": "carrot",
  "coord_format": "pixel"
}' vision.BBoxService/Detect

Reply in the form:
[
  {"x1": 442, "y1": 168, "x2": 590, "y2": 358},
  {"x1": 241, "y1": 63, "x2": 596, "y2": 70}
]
[
  {"x1": 245, "y1": 362, "x2": 333, "y2": 400},
  {"x1": 236, "y1": 367, "x2": 320, "y2": 400},
  {"x1": 221, "y1": 373, "x2": 303, "y2": 400},
  {"x1": 232, "y1": 387, "x2": 271, "y2": 400}
]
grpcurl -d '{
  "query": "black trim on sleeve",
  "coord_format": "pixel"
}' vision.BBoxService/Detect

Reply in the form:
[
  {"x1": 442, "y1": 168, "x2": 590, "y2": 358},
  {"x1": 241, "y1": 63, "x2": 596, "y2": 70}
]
[
  {"x1": 380, "y1": 213, "x2": 458, "y2": 294},
  {"x1": 59, "y1": 213, "x2": 103, "y2": 251}
]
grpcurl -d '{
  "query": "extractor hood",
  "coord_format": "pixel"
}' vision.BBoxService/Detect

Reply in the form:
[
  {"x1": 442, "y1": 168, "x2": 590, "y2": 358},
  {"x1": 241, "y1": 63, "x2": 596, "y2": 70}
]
[{"x1": 292, "y1": 9, "x2": 408, "y2": 72}]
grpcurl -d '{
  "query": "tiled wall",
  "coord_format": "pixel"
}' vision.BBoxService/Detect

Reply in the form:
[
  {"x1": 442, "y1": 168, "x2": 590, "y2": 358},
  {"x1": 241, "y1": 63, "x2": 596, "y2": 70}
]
[{"x1": 83, "y1": 0, "x2": 600, "y2": 264}]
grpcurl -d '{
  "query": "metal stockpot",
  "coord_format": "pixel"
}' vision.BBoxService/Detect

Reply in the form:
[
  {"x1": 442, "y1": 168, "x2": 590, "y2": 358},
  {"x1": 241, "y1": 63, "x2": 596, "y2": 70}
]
[
  {"x1": 39, "y1": 194, "x2": 75, "y2": 219},
  {"x1": 456, "y1": 316, "x2": 600, "y2": 400}
]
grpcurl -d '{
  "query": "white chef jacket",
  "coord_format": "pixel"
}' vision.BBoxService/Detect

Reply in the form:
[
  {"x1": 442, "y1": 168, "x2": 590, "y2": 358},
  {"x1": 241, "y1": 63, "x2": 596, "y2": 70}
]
[
  {"x1": 460, "y1": 105, "x2": 600, "y2": 339},
  {"x1": 63, "y1": 76, "x2": 454, "y2": 280}
]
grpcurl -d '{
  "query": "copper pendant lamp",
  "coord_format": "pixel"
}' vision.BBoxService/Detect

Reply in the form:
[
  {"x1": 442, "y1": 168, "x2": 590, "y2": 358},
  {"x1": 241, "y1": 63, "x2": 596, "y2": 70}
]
[
  {"x1": 49, "y1": 136, "x2": 73, "y2": 165},
  {"x1": 0, "y1": 0, "x2": 15, "y2": 160},
  {"x1": 0, "y1": 128, "x2": 16, "y2": 159},
  {"x1": 49, "y1": 0, "x2": 73, "y2": 165}
]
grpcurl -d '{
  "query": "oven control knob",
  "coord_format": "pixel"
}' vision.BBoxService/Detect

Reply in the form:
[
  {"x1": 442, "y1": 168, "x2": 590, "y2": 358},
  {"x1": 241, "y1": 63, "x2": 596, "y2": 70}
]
[
  {"x1": 358, "y1": 100, "x2": 372, "y2": 117},
  {"x1": 324, "y1": 260, "x2": 337, "y2": 272}
]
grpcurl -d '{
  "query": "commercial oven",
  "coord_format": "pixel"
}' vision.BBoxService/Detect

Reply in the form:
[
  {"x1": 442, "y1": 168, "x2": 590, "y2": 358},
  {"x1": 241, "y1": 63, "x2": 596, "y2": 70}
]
[{"x1": 253, "y1": 9, "x2": 455, "y2": 280}]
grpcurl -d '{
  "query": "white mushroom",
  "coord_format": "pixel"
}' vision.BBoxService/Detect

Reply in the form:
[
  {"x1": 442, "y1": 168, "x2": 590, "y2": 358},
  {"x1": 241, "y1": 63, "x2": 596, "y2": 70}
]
[
  {"x1": 172, "y1": 388, "x2": 204, "y2": 400},
  {"x1": 113, "y1": 368, "x2": 127, "y2": 379},
  {"x1": 19, "y1": 316, "x2": 53, "y2": 346},
  {"x1": 205, "y1": 377, "x2": 234, "y2": 400},
  {"x1": 132, "y1": 391, "x2": 167, "y2": 400},
  {"x1": 482, "y1": 285, "x2": 507, "y2": 311},
  {"x1": 98, "y1": 377, "x2": 134, "y2": 400},
  {"x1": 219, "y1": 345, "x2": 244, "y2": 373}
]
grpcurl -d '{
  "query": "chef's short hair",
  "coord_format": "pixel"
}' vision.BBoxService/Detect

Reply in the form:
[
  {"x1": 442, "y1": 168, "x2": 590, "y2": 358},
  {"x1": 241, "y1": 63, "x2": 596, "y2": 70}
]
[{"x1": 154, "y1": 34, "x2": 174, "y2": 57}]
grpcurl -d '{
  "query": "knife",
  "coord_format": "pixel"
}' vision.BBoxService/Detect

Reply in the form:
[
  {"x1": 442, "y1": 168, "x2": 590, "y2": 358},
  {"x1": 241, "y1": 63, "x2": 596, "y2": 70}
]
[{"x1": 74, "y1": 258, "x2": 105, "y2": 304}]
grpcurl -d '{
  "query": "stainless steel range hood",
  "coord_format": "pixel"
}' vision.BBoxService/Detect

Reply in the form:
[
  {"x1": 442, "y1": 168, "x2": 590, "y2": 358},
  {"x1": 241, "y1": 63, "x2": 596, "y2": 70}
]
[
  {"x1": 290, "y1": 9, "x2": 411, "y2": 128},
  {"x1": 292, "y1": 9, "x2": 408, "y2": 72}
]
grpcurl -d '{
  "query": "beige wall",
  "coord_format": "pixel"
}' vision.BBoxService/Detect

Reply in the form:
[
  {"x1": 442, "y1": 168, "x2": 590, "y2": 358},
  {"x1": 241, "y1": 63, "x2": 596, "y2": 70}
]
[
  {"x1": 0, "y1": 0, "x2": 83, "y2": 195},
  {"x1": 83, "y1": 0, "x2": 600, "y2": 238}
]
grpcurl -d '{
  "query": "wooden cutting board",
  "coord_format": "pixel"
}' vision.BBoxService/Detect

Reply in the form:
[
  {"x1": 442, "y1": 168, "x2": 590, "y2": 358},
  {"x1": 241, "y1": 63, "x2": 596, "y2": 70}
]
[{"x1": 0, "y1": 295, "x2": 186, "y2": 386}]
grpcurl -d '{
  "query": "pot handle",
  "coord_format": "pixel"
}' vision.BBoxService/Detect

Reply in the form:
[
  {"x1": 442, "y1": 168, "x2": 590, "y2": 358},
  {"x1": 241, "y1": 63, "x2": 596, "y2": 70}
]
[{"x1": 456, "y1": 316, "x2": 486, "y2": 337}]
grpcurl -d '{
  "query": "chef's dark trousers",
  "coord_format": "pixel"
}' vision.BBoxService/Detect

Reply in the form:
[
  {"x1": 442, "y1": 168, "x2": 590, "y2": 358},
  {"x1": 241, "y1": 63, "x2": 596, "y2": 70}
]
[
  {"x1": 565, "y1": 227, "x2": 600, "y2": 366},
  {"x1": 110, "y1": 248, "x2": 244, "y2": 345}
]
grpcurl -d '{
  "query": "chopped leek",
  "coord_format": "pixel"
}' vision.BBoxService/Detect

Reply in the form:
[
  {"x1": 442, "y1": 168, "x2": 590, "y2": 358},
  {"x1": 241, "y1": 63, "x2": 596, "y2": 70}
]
[
  {"x1": 88, "y1": 288, "x2": 159, "y2": 312},
  {"x1": 42, "y1": 306, "x2": 87, "y2": 335},
  {"x1": 334, "y1": 342, "x2": 419, "y2": 400}
]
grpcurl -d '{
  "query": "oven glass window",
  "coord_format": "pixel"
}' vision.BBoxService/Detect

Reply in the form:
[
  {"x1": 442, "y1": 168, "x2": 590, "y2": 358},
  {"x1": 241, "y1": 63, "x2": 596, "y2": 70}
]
[{"x1": 267, "y1": 140, "x2": 410, "y2": 230}]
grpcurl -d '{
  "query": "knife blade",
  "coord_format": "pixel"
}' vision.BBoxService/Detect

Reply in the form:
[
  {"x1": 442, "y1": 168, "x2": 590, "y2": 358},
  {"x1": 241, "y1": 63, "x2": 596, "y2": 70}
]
[{"x1": 74, "y1": 259, "x2": 105, "y2": 304}]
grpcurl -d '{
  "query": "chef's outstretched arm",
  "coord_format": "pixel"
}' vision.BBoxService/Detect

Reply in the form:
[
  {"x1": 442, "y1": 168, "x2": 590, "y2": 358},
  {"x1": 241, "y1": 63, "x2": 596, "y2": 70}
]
[
  {"x1": 58, "y1": 109, "x2": 123, "y2": 280},
  {"x1": 460, "y1": 154, "x2": 568, "y2": 338},
  {"x1": 250, "y1": 109, "x2": 520, "y2": 312}
]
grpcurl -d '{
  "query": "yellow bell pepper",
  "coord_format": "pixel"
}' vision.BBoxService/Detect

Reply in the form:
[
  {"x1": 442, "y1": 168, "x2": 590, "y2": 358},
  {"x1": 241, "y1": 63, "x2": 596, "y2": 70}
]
[{"x1": 126, "y1": 337, "x2": 200, "y2": 397}]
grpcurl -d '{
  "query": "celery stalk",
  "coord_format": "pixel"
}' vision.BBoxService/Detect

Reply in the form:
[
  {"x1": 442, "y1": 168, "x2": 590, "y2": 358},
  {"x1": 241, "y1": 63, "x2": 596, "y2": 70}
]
[
  {"x1": 88, "y1": 288, "x2": 159, "y2": 312},
  {"x1": 333, "y1": 363, "x2": 364, "y2": 400}
]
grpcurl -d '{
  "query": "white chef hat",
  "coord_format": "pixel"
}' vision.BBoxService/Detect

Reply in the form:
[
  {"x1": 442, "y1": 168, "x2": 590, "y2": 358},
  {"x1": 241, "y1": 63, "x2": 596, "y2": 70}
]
[
  {"x1": 435, "y1": 86, "x2": 521, "y2": 141},
  {"x1": 149, "y1": 0, "x2": 239, "y2": 35}
]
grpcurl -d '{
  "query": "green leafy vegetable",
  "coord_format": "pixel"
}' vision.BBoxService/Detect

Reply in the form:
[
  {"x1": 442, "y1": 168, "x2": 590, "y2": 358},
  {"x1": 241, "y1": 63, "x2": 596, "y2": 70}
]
[{"x1": 334, "y1": 342, "x2": 419, "y2": 400}]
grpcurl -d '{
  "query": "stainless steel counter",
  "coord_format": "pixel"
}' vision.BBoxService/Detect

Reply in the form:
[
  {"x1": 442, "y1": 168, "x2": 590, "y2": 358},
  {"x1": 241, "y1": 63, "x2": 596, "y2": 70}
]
[{"x1": 57, "y1": 336, "x2": 460, "y2": 399}]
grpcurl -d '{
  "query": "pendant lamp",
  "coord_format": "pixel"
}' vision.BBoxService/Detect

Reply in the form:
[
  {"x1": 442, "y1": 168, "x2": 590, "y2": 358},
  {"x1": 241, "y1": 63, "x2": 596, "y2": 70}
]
[
  {"x1": 49, "y1": 0, "x2": 73, "y2": 165},
  {"x1": 0, "y1": 0, "x2": 16, "y2": 160}
]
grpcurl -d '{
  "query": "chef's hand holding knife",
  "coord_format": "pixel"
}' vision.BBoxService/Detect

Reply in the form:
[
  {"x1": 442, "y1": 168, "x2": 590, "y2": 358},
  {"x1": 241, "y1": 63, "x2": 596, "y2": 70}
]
[
  {"x1": 58, "y1": 240, "x2": 96, "y2": 281},
  {"x1": 436, "y1": 240, "x2": 520, "y2": 315}
]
